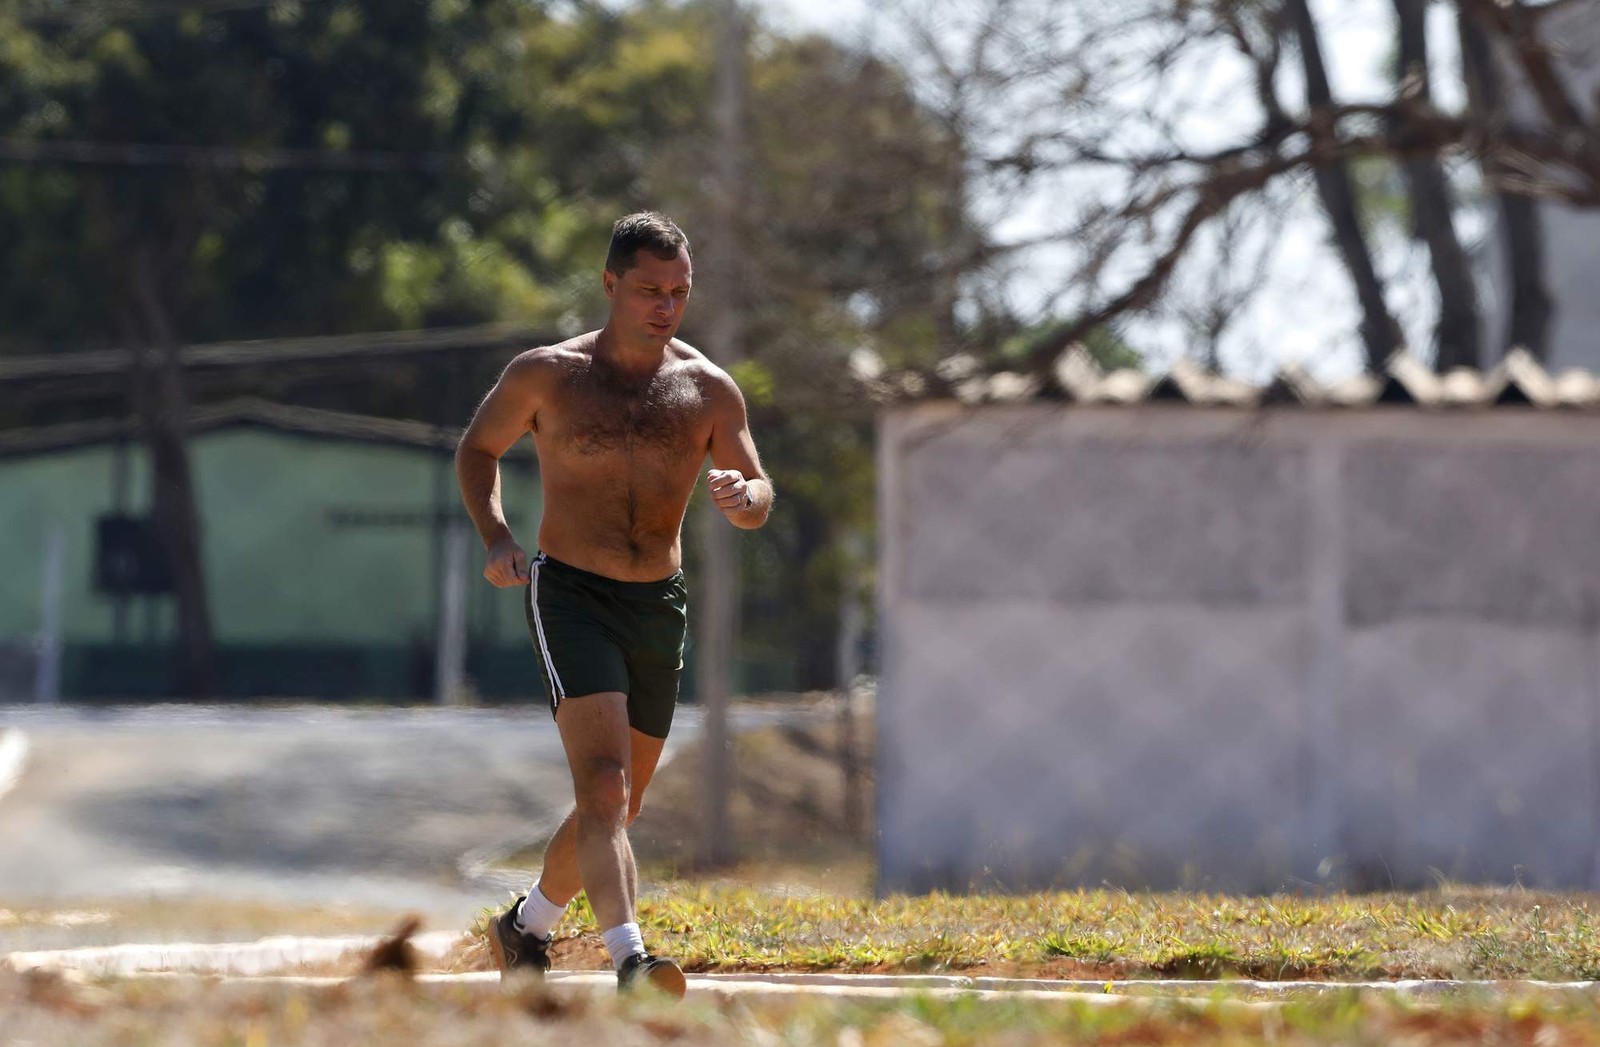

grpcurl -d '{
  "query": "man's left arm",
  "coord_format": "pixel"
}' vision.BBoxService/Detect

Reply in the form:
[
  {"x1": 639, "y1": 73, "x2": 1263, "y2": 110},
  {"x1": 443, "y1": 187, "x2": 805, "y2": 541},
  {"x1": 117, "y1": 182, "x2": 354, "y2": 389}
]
[{"x1": 706, "y1": 370, "x2": 773, "y2": 530}]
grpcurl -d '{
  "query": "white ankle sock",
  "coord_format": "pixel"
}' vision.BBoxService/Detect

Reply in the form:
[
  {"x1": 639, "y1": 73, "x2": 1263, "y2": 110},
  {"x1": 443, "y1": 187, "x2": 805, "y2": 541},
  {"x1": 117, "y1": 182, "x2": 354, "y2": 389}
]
[
  {"x1": 601, "y1": 922, "x2": 646, "y2": 970},
  {"x1": 514, "y1": 882, "x2": 567, "y2": 939}
]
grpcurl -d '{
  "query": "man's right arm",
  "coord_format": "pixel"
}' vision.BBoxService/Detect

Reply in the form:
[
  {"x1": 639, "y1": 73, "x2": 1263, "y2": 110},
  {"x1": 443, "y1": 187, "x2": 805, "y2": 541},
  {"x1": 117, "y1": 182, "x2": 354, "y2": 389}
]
[{"x1": 455, "y1": 352, "x2": 545, "y2": 587}]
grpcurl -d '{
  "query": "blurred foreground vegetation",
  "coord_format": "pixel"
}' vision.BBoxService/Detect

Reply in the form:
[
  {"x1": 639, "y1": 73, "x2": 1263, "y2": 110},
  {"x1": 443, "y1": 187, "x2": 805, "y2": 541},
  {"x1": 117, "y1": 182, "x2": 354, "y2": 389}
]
[{"x1": 9, "y1": 956, "x2": 1600, "y2": 1046}]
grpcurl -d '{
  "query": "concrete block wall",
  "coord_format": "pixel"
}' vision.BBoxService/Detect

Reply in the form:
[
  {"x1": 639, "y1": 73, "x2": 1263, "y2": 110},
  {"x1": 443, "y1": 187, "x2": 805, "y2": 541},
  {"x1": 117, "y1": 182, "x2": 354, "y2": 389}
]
[{"x1": 876, "y1": 405, "x2": 1600, "y2": 893}]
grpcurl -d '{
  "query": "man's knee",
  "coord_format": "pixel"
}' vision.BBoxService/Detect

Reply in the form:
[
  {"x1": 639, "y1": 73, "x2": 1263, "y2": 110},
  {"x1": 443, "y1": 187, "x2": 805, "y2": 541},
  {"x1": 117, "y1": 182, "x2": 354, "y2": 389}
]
[{"x1": 574, "y1": 757, "x2": 629, "y2": 825}]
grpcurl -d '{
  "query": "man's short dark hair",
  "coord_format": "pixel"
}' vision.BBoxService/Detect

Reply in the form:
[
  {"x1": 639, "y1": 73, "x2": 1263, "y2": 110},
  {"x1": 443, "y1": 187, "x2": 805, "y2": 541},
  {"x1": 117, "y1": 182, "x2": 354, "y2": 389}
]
[{"x1": 605, "y1": 211, "x2": 690, "y2": 276}]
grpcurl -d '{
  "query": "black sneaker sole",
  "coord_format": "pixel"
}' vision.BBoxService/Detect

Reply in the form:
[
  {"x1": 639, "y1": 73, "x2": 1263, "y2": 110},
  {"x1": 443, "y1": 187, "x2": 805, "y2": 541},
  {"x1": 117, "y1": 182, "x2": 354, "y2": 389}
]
[
  {"x1": 486, "y1": 923, "x2": 514, "y2": 978},
  {"x1": 486, "y1": 910, "x2": 548, "y2": 981},
  {"x1": 624, "y1": 958, "x2": 686, "y2": 999}
]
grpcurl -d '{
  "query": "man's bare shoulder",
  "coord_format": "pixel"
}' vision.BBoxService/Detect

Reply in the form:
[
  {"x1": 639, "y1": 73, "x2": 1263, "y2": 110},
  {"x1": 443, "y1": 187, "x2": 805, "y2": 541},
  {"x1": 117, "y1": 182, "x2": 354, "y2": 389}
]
[
  {"x1": 667, "y1": 339, "x2": 740, "y2": 397},
  {"x1": 497, "y1": 337, "x2": 596, "y2": 404},
  {"x1": 507, "y1": 333, "x2": 595, "y2": 377}
]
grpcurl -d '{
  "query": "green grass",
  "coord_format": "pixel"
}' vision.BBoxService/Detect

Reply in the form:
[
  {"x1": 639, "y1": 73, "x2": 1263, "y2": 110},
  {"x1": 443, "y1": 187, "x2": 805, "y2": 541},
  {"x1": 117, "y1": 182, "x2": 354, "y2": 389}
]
[
  {"x1": 17, "y1": 884, "x2": 1600, "y2": 984},
  {"x1": 1041, "y1": 931, "x2": 1121, "y2": 963},
  {"x1": 459, "y1": 883, "x2": 1600, "y2": 982}
]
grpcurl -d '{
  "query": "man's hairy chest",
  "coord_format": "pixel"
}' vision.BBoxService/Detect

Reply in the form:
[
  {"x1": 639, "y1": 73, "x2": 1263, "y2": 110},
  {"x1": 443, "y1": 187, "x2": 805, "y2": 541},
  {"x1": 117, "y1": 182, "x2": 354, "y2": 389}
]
[{"x1": 546, "y1": 365, "x2": 708, "y2": 462}]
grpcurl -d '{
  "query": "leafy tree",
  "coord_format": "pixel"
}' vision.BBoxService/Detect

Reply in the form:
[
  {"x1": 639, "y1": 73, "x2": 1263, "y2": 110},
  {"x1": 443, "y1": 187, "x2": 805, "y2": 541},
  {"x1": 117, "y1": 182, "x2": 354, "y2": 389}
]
[{"x1": 0, "y1": 0, "x2": 569, "y2": 692}]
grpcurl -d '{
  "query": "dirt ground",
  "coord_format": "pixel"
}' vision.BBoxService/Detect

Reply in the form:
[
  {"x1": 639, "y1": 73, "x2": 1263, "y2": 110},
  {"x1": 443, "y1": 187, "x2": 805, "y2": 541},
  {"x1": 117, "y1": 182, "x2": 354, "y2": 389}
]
[{"x1": 631, "y1": 697, "x2": 876, "y2": 893}]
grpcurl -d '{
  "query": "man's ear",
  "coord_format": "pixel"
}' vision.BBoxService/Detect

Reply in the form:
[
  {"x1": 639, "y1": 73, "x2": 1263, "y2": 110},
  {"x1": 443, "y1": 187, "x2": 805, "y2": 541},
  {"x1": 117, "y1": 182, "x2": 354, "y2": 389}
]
[{"x1": 602, "y1": 269, "x2": 618, "y2": 299}]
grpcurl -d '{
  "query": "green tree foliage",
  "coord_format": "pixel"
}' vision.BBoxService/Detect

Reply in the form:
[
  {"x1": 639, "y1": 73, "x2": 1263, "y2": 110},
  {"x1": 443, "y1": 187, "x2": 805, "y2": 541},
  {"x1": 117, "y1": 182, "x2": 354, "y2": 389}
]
[
  {"x1": 0, "y1": 0, "x2": 582, "y2": 349},
  {"x1": 0, "y1": 0, "x2": 589, "y2": 693}
]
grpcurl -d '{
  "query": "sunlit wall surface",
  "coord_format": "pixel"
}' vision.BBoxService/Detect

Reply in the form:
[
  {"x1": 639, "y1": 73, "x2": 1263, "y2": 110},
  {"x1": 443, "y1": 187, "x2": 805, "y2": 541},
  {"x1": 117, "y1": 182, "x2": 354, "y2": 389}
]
[{"x1": 878, "y1": 403, "x2": 1600, "y2": 892}]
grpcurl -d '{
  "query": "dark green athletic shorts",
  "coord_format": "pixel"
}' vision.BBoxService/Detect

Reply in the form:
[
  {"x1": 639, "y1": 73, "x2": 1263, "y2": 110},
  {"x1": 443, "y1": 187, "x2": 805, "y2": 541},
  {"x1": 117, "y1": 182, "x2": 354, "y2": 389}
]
[{"x1": 524, "y1": 551, "x2": 688, "y2": 739}]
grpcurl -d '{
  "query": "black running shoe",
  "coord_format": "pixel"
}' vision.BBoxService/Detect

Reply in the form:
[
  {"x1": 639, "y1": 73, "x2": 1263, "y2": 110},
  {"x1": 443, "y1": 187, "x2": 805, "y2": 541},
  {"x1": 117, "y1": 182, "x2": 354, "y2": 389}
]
[
  {"x1": 616, "y1": 952, "x2": 686, "y2": 998},
  {"x1": 485, "y1": 897, "x2": 553, "y2": 980}
]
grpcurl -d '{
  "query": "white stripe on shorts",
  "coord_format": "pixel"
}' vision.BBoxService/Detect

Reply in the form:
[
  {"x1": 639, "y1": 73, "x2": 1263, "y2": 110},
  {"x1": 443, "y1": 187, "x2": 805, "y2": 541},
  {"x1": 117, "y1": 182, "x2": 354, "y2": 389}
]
[{"x1": 528, "y1": 554, "x2": 567, "y2": 707}]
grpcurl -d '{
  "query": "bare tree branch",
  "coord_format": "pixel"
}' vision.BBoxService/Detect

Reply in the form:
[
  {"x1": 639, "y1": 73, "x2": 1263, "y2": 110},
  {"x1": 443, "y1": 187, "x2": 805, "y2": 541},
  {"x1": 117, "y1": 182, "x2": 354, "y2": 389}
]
[
  {"x1": 1457, "y1": 0, "x2": 1596, "y2": 137},
  {"x1": 887, "y1": 0, "x2": 1600, "y2": 377},
  {"x1": 1022, "y1": 148, "x2": 1312, "y2": 373},
  {"x1": 989, "y1": 100, "x2": 1600, "y2": 202}
]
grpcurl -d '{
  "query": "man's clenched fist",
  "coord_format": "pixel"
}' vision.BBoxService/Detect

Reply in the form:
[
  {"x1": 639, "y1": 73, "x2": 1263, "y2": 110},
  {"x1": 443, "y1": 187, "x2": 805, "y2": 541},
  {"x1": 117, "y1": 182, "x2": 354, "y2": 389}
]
[
  {"x1": 707, "y1": 469, "x2": 752, "y2": 514},
  {"x1": 484, "y1": 538, "x2": 530, "y2": 588}
]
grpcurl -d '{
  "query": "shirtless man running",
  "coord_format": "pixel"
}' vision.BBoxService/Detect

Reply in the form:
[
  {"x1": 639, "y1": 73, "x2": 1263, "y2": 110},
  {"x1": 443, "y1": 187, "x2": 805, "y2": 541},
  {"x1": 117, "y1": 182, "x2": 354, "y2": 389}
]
[{"x1": 455, "y1": 212, "x2": 773, "y2": 995}]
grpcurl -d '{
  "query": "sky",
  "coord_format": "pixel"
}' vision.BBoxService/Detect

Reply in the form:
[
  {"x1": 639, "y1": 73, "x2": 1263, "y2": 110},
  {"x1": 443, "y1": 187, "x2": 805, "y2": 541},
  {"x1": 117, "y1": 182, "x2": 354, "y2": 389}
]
[{"x1": 756, "y1": 0, "x2": 870, "y2": 39}]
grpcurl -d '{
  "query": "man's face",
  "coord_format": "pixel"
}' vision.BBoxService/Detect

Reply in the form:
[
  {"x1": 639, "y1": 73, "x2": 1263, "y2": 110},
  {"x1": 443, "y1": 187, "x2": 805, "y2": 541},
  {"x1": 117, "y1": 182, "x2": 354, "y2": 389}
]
[{"x1": 604, "y1": 249, "x2": 693, "y2": 345}]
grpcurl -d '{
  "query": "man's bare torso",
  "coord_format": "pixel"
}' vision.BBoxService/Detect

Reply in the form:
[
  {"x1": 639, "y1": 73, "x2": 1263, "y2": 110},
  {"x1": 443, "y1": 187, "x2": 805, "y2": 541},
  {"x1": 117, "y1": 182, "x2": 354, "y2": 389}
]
[{"x1": 525, "y1": 332, "x2": 719, "y2": 582}]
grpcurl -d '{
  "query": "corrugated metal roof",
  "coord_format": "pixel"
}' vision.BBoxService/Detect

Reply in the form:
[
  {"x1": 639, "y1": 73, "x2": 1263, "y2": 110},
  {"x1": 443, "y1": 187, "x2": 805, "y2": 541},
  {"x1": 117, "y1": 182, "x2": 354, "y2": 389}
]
[{"x1": 856, "y1": 348, "x2": 1600, "y2": 410}]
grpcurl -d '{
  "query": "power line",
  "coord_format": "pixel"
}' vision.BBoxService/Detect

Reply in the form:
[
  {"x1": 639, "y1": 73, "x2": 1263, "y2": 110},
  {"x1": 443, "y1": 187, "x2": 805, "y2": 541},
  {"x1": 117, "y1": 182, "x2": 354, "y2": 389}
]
[
  {"x1": 12, "y1": 0, "x2": 325, "y2": 25},
  {"x1": 0, "y1": 137, "x2": 458, "y2": 173}
]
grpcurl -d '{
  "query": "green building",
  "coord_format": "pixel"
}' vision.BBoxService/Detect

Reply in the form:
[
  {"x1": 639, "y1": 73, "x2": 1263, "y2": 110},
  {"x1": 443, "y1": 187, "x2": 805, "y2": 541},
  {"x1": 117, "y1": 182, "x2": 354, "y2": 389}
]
[{"x1": 0, "y1": 399, "x2": 542, "y2": 700}]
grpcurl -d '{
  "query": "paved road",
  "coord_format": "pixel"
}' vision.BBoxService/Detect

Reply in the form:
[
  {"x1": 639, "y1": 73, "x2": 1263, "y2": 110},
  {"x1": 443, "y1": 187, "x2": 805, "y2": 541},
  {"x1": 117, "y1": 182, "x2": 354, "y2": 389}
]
[{"x1": 0, "y1": 702, "x2": 803, "y2": 927}]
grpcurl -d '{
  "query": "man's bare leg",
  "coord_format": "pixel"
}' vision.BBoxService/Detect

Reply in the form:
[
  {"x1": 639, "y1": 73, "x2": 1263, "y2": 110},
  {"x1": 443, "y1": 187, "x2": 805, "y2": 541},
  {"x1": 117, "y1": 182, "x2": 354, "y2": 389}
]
[
  {"x1": 531, "y1": 727, "x2": 668, "y2": 914},
  {"x1": 542, "y1": 693, "x2": 683, "y2": 992},
  {"x1": 540, "y1": 691, "x2": 637, "y2": 935}
]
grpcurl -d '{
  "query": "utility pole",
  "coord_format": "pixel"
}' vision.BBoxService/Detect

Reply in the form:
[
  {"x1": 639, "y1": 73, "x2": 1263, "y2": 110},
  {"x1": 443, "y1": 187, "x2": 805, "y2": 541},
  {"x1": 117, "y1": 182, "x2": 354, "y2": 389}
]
[
  {"x1": 697, "y1": 0, "x2": 745, "y2": 870},
  {"x1": 435, "y1": 519, "x2": 469, "y2": 706},
  {"x1": 435, "y1": 354, "x2": 471, "y2": 706},
  {"x1": 34, "y1": 527, "x2": 64, "y2": 705}
]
